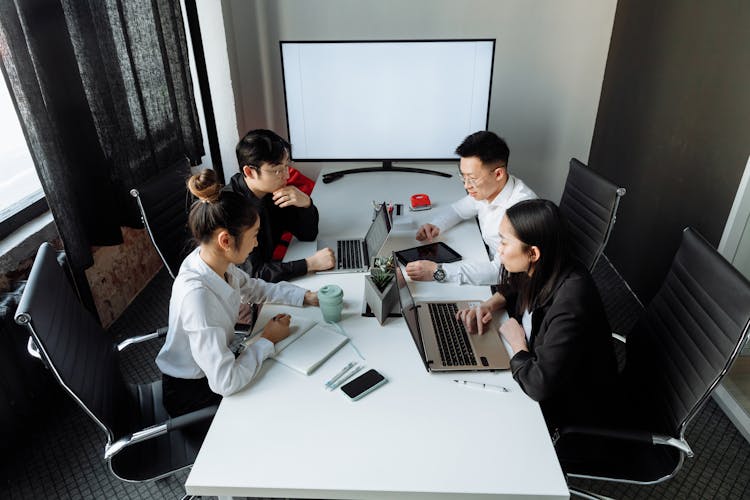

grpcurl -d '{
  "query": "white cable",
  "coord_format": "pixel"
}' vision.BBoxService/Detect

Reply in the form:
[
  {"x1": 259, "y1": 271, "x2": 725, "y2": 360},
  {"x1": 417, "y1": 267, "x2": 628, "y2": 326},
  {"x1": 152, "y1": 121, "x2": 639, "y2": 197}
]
[{"x1": 325, "y1": 320, "x2": 366, "y2": 360}]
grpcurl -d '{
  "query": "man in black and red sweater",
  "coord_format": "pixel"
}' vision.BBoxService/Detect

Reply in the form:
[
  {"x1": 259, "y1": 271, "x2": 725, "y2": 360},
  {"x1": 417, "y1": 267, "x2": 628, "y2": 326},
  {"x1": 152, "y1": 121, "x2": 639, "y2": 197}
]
[{"x1": 226, "y1": 129, "x2": 334, "y2": 282}]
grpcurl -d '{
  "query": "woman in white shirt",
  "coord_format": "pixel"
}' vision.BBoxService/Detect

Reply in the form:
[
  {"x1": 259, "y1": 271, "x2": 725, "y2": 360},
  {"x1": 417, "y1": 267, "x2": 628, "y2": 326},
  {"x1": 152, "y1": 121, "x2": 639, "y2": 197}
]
[{"x1": 156, "y1": 169, "x2": 319, "y2": 416}]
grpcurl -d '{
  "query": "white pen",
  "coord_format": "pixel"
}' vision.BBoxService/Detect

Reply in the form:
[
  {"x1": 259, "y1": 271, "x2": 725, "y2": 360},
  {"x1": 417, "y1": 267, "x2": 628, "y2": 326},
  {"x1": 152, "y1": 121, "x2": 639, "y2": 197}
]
[
  {"x1": 325, "y1": 362, "x2": 356, "y2": 388},
  {"x1": 328, "y1": 365, "x2": 363, "y2": 391},
  {"x1": 453, "y1": 379, "x2": 510, "y2": 393}
]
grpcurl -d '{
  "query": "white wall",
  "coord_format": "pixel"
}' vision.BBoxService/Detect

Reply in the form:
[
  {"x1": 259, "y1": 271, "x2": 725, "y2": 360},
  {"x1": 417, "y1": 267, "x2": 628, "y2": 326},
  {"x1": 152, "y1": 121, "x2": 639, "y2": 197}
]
[
  {"x1": 194, "y1": 0, "x2": 243, "y2": 183},
  {"x1": 214, "y1": 0, "x2": 616, "y2": 199}
]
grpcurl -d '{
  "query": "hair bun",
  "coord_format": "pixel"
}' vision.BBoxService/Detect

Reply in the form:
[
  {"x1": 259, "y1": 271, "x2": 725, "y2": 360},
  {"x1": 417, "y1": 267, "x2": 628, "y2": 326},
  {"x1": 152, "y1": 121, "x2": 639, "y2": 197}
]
[{"x1": 188, "y1": 169, "x2": 221, "y2": 203}]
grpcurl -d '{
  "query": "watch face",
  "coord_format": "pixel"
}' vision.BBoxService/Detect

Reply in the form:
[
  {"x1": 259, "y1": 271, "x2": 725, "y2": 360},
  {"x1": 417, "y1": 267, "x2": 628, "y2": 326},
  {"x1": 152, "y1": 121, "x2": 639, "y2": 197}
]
[{"x1": 433, "y1": 267, "x2": 446, "y2": 282}]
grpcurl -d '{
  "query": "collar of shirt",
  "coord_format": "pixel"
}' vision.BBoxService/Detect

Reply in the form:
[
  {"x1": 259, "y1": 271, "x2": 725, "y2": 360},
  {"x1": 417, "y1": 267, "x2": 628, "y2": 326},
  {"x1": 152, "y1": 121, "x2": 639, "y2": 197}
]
[
  {"x1": 183, "y1": 248, "x2": 238, "y2": 303},
  {"x1": 488, "y1": 175, "x2": 517, "y2": 208}
]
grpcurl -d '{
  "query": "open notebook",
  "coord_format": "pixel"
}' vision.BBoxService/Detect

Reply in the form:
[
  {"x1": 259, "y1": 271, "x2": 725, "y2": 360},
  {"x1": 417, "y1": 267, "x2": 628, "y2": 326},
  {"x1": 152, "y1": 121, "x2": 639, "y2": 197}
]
[{"x1": 240, "y1": 317, "x2": 348, "y2": 375}]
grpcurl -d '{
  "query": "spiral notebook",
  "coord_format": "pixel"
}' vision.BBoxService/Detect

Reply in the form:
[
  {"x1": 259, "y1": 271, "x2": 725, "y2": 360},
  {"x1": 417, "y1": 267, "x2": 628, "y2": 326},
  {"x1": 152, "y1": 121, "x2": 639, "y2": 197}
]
[{"x1": 243, "y1": 318, "x2": 348, "y2": 375}]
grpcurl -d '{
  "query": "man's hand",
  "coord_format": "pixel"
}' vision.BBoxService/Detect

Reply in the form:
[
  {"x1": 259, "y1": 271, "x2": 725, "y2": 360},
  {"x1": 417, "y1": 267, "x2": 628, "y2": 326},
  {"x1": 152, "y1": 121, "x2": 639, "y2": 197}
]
[
  {"x1": 272, "y1": 185, "x2": 311, "y2": 208},
  {"x1": 415, "y1": 223, "x2": 440, "y2": 242},
  {"x1": 499, "y1": 318, "x2": 529, "y2": 354},
  {"x1": 405, "y1": 260, "x2": 438, "y2": 281},
  {"x1": 456, "y1": 304, "x2": 494, "y2": 335},
  {"x1": 260, "y1": 313, "x2": 292, "y2": 344},
  {"x1": 306, "y1": 248, "x2": 335, "y2": 272},
  {"x1": 303, "y1": 291, "x2": 319, "y2": 306}
]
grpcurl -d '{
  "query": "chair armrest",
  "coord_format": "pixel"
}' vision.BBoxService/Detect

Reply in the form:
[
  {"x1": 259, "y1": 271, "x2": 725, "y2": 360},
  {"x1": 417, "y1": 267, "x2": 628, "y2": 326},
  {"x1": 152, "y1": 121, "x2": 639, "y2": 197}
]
[
  {"x1": 117, "y1": 326, "x2": 169, "y2": 351},
  {"x1": 27, "y1": 336, "x2": 42, "y2": 360},
  {"x1": 611, "y1": 332, "x2": 626, "y2": 343},
  {"x1": 104, "y1": 404, "x2": 218, "y2": 460},
  {"x1": 554, "y1": 424, "x2": 694, "y2": 457}
]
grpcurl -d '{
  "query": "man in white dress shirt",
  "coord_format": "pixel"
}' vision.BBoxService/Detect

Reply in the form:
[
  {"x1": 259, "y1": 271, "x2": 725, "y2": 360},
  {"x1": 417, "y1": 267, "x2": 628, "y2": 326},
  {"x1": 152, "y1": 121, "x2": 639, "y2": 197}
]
[{"x1": 405, "y1": 131, "x2": 536, "y2": 285}]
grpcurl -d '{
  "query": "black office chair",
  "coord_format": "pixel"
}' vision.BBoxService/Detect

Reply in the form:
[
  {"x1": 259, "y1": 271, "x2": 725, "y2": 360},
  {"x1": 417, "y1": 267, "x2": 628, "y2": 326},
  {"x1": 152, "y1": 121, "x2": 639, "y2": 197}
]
[
  {"x1": 559, "y1": 158, "x2": 626, "y2": 271},
  {"x1": 15, "y1": 243, "x2": 217, "y2": 487},
  {"x1": 130, "y1": 165, "x2": 193, "y2": 279},
  {"x1": 554, "y1": 228, "x2": 750, "y2": 498}
]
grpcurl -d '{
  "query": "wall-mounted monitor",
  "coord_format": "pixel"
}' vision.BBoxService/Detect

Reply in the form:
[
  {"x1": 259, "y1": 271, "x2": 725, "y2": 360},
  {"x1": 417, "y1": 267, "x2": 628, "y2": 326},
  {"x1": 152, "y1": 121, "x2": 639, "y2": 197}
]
[{"x1": 280, "y1": 39, "x2": 495, "y2": 181}]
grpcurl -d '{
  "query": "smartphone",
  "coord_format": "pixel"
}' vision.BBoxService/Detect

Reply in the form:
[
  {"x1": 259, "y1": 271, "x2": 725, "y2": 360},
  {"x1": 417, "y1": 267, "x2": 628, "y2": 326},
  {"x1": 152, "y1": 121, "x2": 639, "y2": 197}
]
[{"x1": 340, "y1": 369, "x2": 388, "y2": 401}]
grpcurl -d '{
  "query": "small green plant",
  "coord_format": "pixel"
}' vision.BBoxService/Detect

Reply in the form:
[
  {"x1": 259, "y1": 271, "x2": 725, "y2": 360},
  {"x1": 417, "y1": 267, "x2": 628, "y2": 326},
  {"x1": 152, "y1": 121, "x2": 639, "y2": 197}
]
[
  {"x1": 369, "y1": 255, "x2": 396, "y2": 292},
  {"x1": 370, "y1": 267, "x2": 394, "y2": 292}
]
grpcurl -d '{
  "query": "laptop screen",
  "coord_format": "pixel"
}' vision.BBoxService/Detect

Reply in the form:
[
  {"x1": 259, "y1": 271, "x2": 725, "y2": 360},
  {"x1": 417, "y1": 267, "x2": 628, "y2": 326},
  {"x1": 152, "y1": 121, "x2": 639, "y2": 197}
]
[
  {"x1": 363, "y1": 204, "x2": 391, "y2": 261},
  {"x1": 394, "y1": 261, "x2": 428, "y2": 368}
]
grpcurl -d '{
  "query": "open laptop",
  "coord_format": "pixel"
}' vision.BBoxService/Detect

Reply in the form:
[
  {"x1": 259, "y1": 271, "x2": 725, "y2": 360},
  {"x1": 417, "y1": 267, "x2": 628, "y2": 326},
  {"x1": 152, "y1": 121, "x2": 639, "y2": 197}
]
[
  {"x1": 316, "y1": 203, "x2": 392, "y2": 273},
  {"x1": 394, "y1": 261, "x2": 510, "y2": 371}
]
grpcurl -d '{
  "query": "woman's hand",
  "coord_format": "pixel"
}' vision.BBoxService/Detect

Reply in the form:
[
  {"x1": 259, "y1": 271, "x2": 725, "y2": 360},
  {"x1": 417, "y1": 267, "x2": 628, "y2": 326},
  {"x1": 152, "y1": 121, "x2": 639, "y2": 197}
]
[
  {"x1": 456, "y1": 304, "x2": 494, "y2": 335},
  {"x1": 499, "y1": 318, "x2": 529, "y2": 354},
  {"x1": 261, "y1": 313, "x2": 292, "y2": 344},
  {"x1": 303, "y1": 291, "x2": 319, "y2": 306}
]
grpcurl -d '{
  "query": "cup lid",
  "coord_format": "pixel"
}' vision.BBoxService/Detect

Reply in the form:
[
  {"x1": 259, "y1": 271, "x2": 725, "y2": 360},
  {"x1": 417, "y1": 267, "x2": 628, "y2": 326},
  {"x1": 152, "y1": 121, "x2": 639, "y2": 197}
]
[{"x1": 319, "y1": 284, "x2": 344, "y2": 300}]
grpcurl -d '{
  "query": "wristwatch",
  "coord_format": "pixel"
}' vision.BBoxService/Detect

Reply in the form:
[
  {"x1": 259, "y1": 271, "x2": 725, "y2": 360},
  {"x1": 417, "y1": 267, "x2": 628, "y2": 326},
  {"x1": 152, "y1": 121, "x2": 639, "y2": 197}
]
[{"x1": 433, "y1": 263, "x2": 447, "y2": 282}]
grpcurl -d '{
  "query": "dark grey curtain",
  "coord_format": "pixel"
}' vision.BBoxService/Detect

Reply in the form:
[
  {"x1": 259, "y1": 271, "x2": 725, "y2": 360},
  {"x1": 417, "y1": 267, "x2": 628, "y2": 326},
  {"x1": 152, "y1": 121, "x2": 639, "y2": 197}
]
[{"x1": 0, "y1": 0, "x2": 203, "y2": 311}]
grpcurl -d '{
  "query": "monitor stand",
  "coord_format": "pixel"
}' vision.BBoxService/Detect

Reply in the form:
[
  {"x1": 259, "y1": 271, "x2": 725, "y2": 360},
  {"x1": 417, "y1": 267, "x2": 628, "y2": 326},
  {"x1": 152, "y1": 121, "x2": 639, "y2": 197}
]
[{"x1": 321, "y1": 160, "x2": 452, "y2": 184}]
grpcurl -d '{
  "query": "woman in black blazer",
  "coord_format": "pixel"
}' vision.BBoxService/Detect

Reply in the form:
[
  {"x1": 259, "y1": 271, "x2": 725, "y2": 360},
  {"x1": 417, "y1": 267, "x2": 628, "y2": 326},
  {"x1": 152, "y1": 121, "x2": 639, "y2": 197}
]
[{"x1": 458, "y1": 199, "x2": 618, "y2": 432}]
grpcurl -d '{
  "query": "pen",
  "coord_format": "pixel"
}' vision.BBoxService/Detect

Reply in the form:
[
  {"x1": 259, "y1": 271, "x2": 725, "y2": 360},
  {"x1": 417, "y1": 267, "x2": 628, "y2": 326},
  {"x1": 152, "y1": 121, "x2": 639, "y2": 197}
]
[
  {"x1": 328, "y1": 365, "x2": 363, "y2": 391},
  {"x1": 453, "y1": 379, "x2": 510, "y2": 393},
  {"x1": 325, "y1": 362, "x2": 356, "y2": 388}
]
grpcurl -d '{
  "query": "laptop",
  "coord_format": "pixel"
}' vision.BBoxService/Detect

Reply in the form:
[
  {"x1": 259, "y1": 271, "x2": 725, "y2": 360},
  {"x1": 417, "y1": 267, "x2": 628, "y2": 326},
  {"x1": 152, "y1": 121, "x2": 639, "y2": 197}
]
[
  {"x1": 317, "y1": 203, "x2": 392, "y2": 273},
  {"x1": 394, "y1": 261, "x2": 510, "y2": 372}
]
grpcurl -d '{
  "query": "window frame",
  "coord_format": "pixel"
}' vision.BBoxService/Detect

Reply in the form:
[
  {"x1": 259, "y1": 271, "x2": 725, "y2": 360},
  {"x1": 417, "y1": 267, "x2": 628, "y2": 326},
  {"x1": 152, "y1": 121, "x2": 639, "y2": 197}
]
[{"x1": 0, "y1": 193, "x2": 48, "y2": 240}]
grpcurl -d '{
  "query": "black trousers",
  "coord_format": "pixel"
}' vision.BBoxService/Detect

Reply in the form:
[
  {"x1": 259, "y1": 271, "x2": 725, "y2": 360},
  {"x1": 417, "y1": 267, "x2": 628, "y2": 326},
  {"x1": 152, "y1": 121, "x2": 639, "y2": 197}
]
[{"x1": 161, "y1": 373, "x2": 222, "y2": 417}]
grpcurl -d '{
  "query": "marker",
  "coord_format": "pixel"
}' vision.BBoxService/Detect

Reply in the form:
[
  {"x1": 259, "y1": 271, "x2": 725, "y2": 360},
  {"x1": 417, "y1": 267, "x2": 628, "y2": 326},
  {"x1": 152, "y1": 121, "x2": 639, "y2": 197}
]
[
  {"x1": 325, "y1": 362, "x2": 356, "y2": 388},
  {"x1": 453, "y1": 379, "x2": 510, "y2": 393},
  {"x1": 328, "y1": 365, "x2": 363, "y2": 391}
]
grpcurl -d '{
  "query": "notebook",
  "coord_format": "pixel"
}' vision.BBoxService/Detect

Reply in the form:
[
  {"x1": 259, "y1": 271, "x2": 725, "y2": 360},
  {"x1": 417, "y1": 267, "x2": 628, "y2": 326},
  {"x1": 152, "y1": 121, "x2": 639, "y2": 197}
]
[
  {"x1": 394, "y1": 259, "x2": 510, "y2": 372},
  {"x1": 316, "y1": 203, "x2": 392, "y2": 273},
  {"x1": 242, "y1": 317, "x2": 348, "y2": 375}
]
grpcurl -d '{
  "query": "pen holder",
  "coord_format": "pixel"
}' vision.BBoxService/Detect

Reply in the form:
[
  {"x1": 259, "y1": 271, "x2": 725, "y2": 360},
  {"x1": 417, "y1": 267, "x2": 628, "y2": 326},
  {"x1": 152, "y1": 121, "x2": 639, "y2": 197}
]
[{"x1": 318, "y1": 284, "x2": 344, "y2": 323}]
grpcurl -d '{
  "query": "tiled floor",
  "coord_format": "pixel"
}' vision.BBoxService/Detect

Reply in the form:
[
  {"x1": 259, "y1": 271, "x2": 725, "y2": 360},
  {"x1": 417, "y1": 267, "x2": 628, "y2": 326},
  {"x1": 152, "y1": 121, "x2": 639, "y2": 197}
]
[{"x1": 2, "y1": 259, "x2": 750, "y2": 499}]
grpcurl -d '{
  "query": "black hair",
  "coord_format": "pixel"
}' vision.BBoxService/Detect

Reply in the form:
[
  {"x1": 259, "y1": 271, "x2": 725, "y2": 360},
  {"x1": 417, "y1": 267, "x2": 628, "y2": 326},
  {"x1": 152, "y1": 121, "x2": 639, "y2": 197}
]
[
  {"x1": 235, "y1": 129, "x2": 291, "y2": 173},
  {"x1": 501, "y1": 199, "x2": 571, "y2": 312},
  {"x1": 454, "y1": 131, "x2": 510, "y2": 169},
  {"x1": 187, "y1": 169, "x2": 259, "y2": 249}
]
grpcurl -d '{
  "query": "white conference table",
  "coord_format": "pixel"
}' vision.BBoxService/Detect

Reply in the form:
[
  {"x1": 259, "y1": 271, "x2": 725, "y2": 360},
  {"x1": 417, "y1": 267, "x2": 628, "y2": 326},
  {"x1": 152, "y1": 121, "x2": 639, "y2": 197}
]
[{"x1": 186, "y1": 166, "x2": 568, "y2": 499}]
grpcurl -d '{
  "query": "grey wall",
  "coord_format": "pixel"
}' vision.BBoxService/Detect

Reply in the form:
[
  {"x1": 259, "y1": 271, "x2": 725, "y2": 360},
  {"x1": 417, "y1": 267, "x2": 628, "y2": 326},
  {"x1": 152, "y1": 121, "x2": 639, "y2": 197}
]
[
  {"x1": 220, "y1": 0, "x2": 616, "y2": 200},
  {"x1": 589, "y1": 0, "x2": 750, "y2": 301}
]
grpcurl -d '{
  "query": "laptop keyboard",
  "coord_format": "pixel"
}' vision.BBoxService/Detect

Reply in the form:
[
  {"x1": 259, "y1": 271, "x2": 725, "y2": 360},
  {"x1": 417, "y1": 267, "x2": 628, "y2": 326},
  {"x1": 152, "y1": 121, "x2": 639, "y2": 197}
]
[
  {"x1": 338, "y1": 240, "x2": 362, "y2": 269},
  {"x1": 428, "y1": 303, "x2": 476, "y2": 366}
]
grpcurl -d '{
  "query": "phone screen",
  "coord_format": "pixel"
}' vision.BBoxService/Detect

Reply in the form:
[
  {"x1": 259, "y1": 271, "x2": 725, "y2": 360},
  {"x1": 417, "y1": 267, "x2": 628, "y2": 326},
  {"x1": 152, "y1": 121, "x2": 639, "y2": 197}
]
[{"x1": 341, "y1": 369, "x2": 387, "y2": 400}]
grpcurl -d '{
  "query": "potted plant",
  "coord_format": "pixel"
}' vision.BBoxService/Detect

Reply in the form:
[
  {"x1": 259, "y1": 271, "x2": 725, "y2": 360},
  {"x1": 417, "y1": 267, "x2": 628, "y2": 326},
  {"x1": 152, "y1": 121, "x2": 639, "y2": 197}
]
[{"x1": 364, "y1": 256, "x2": 399, "y2": 325}]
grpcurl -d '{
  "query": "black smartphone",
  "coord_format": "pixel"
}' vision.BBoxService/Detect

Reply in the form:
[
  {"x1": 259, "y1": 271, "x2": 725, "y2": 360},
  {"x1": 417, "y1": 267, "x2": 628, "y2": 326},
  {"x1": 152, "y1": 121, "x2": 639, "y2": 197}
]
[{"x1": 340, "y1": 369, "x2": 388, "y2": 401}]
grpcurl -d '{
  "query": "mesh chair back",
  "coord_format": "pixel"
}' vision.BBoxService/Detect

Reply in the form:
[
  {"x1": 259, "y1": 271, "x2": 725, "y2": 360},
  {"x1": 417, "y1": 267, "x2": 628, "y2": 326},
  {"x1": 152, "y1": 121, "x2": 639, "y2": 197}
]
[
  {"x1": 130, "y1": 166, "x2": 193, "y2": 279},
  {"x1": 15, "y1": 243, "x2": 134, "y2": 441},
  {"x1": 624, "y1": 228, "x2": 750, "y2": 436},
  {"x1": 559, "y1": 158, "x2": 625, "y2": 270}
]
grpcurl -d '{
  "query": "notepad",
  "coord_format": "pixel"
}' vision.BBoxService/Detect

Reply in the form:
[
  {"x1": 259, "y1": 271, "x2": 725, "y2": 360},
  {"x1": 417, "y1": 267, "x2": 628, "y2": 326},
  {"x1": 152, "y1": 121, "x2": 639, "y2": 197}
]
[
  {"x1": 244, "y1": 318, "x2": 348, "y2": 375},
  {"x1": 272, "y1": 323, "x2": 348, "y2": 375}
]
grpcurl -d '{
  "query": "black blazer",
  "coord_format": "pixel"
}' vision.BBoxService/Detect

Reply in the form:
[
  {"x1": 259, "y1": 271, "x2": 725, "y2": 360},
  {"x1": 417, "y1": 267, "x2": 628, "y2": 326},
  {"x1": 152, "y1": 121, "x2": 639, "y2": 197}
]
[
  {"x1": 506, "y1": 264, "x2": 618, "y2": 431},
  {"x1": 226, "y1": 173, "x2": 319, "y2": 282}
]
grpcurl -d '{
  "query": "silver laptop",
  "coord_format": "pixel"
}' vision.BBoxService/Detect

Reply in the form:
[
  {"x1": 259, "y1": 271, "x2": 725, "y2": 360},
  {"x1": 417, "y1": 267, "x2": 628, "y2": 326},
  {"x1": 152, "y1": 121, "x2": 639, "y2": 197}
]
[
  {"x1": 394, "y1": 261, "x2": 510, "y2": 371},
  {"x1": 317, "y1": 203, "x2": 392, "y2": 273}
]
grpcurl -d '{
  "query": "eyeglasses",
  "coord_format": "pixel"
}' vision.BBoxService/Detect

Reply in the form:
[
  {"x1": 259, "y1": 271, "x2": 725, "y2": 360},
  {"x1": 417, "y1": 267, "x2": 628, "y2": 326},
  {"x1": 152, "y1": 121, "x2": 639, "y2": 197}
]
[
  {"x1": 457, "y1": 171, "x2": 491, "y2": 187},
  {"x1": 259, "y1": 162, "x2": 292, "y2": 178}
]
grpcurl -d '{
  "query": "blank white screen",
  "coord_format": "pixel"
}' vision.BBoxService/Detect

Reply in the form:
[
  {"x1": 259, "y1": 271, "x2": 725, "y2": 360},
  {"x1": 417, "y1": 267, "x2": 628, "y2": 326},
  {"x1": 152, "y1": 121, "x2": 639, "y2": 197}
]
[{"x1": 281, "y1": 41, "x2": 494, "y2": 160}]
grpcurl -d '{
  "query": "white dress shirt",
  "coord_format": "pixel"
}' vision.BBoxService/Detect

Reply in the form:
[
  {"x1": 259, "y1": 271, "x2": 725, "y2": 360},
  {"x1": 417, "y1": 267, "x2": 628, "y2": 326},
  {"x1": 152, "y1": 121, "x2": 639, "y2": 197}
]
[
  {"x1": 522, "y1": 309, "x2": 533, "y2": 343},
  {"x1": 156, "y1": 247, "x2": 307, "y2": 397},
  {"x1": 430, "y1": 174, "x2": 536, "y2": 285}
]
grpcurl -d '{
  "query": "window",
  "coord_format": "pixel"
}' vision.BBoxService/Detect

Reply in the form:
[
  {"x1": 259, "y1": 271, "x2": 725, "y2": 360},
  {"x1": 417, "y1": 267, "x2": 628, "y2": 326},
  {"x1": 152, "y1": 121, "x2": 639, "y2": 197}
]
[{"x1": 0, "y1": 74, "x2": 46, "y2": 239}]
